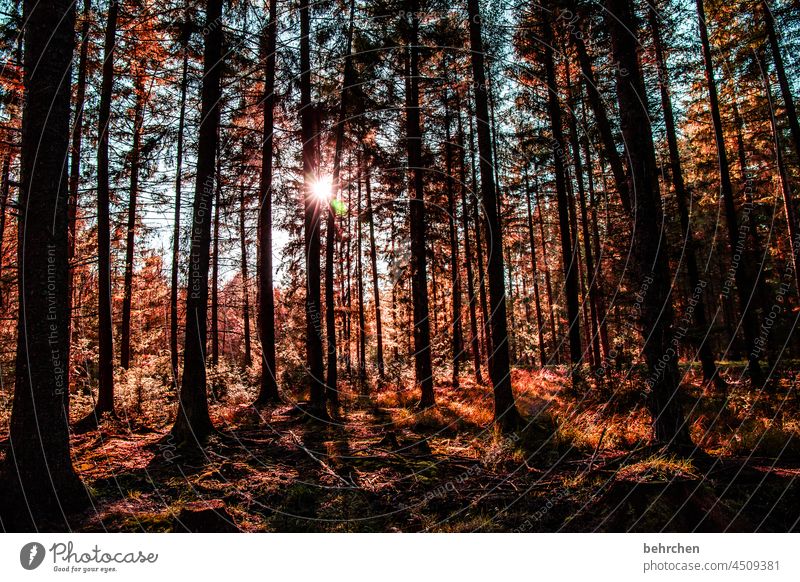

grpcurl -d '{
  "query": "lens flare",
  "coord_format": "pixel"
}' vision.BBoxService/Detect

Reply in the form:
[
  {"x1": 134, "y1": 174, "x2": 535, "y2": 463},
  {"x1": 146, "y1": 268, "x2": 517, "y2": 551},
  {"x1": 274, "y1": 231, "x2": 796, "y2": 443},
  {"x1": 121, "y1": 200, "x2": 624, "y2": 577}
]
[{"x1": 312, "y1": 175, "x2": 333, "y2": 202}]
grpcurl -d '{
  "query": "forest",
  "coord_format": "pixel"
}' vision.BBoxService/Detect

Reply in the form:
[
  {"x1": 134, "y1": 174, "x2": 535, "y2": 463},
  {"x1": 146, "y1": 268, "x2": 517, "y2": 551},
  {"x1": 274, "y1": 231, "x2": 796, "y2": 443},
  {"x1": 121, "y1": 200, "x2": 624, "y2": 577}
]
[{"x1": 0, "y1": 0, "x2": 799, "y2": 533}]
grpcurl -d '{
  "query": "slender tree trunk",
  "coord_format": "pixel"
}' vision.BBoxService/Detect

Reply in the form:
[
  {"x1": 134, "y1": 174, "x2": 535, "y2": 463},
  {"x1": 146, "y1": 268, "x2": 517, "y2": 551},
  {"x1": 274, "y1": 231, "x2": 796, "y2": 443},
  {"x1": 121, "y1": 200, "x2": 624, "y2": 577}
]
[
  {"x1": 5, "y1": 0, "x2": 83, "y2": 525},
  {"x1": 120, "y1": 79, "x2": 144, "y2": 370},
  {"x1": 468, "y1": 101, "x2": 492, "y2": 368},
  {"x1": 325, "y1": 0, "x2": 356, "y2": 402},
  {"x1": 300, "y1": 0, "x2": 327, "y2": 418},
  {"x1": 356, "y1": 153, "x2": 367, "y2": 385},
  {"x1": 762, "y1": 0, "x2": 800, "y2": 165},
  {"x1": 581, "y1": 136, "x2": 610, "y2": 361},
  {"x1": 524, "y1": 170, "x2": 547, "y2": 367},
  {"x1": 695, "y1": 0, "x2": 763, "y2": 385},
  {"x1": 171, "y1": 19, "x2": 190, "y2": 389},
  {"x1": 443, "y1": 85, "x2": 463, "y2": 387},
  {"x1": 606, "y1": 0, "x2": 692, "y2": 448},
  {"x1": 759, "y1": 52, "x2": 800, "y2": 293},
  {"x1": 535, "y1": 175, "x2": 559, "y2": 364},
  {"x1": 365, "y1": 157, "x2": 385, "y2": 381},
  {"x1": 468, "y1": 0, "x2": 521, "y2": 430},
  {"x1": 405, "y1": 2, "x2": 434, "y2": 407},
  {"x1": 457, "y1": 100, "x2": 483, "y2": 382},
  {"x1": 66, "y1": 0, "x2": 91, "y2": 384},
  {"x1": 256, "y1": 0, "x2": 280, "y2": 403},
  {"x1": 540, "y1": 5, "x2": 582, "y2": 372},
  {"x1": 0, "y1": 154, "x2": 12, "y2": 307},
  {"x1": 648, "y1": 5, "x2": 721, "y2": 386},
  {"x1": 566, "y1": 70, "x2": 602, "y2": 370},
  {"x1": 570, "y1": 27, "x2": 631, "y2": 214},
  {"x1": 211, "y1": 165, "x2": 220, "y2": 369},
  {"x1": 240, "y1": 183, "x2": 252, "y2": 368},
  {"x1": 94, "y1": 0, "x2": 118, "y2": 417},
  {"x1": 172, "y1": 0, "x2": 223, "y2": 443}
]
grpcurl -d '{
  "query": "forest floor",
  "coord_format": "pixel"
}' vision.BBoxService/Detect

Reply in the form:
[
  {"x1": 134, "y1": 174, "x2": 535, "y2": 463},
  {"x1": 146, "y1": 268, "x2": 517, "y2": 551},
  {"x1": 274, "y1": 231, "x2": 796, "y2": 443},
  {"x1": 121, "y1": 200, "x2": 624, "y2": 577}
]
[{"x1": 3, "y1": 364, "x2": 800, "y2": 532}]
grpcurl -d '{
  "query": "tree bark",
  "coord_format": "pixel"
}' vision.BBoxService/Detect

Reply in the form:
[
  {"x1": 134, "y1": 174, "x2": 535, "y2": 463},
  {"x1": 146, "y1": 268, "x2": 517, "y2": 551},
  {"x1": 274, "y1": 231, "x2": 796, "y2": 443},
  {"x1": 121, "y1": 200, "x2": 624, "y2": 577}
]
[
  {"x1": 300, "y1": 0, "x2": 327, "y2": 418},
  {"x1": 255, "y1": 0, "x2": 280, "y2": 403},
  {"x1": 540, "y1": 4, "x2": 583, "y2": 371},
  {"x1": 5, "y1": 0, "x2": 84, "y2": 525},
  {"x1": 523, "y1": 169, "x2": 546, "y2": 367},
  {"x1": 456, "y1": 97, "x2": 483, "y2": 382},
  {"x1": 172, "y1": 0, "x2": 223, "y2": 443},
  {"x1": 94, "y1": 0, "x2": 118, "y2": 417},
  {"x1": 443, "y1": 84, "x2": 463, "y2": 387},
  {"x1": 762, "y1": 0, "x2": 800, "y2": 166},
  {"x1": 405, "y1": 1, "x2": 434, "y2": 407},
  {"x1": 67, "y1": 0, "x2": 91, "y2": 385},
  {"x1": 467, "y1": 0, "x2": 521, "y2": 430},
  {"x1": 120, "y1": 76, "x2": 145, "y2": 370},
  {"x1": 364, "y1": 156, "x2": 385, "y2": 381},
  {"x1": 606, "y1": 0, "x2": 692, "y2": 448},
  {"x1": 240, "y1": 183, "x2": 252, "y2": 368},
  {"x1": 171, "y1": 17, "x2": 190, "y2": 389},
  {"x1": 695, "y1": 0, "x2": 763, "y2": 385},
  {"x1": 325, "y1": 0, "x2": 356, "y2": 402},
  {"x1": 648, "y1": 5, "x2": 721, "y2": 386}
]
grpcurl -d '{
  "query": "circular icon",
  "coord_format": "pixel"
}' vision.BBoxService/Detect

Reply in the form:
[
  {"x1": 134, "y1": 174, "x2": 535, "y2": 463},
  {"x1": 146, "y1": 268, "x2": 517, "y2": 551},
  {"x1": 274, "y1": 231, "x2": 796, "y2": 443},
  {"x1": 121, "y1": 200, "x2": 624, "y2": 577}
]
[{"x1": 20, "y1": 542, "x2": 46, "y2": 570}]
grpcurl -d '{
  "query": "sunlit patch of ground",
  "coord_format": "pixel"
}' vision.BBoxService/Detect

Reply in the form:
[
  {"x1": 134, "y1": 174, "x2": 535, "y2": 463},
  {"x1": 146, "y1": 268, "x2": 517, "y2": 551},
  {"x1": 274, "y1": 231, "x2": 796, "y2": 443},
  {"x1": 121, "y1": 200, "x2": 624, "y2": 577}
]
[{"x1": 2, "y1": 361, "x2": 800, "y2": 531}]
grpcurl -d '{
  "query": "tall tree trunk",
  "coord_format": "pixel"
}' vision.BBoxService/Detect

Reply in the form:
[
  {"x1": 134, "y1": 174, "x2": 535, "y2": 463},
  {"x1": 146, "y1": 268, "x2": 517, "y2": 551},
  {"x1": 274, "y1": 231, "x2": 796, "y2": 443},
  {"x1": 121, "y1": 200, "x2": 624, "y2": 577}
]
[
  {"x1": 5, "y1": 0, "x2": 83, "y2": 525},
  {"x1": 94, "y1": 0, "x2": 118, "y2": 417},
  {"x1": 443, "y1": 84, "x2": 463, "y2": 387},
  {"x1": 468, "y1": 101, "x2": 492, "y2": 369},
  {"x1": 211, "y1": 164, "x2": 220, "y2": 369},
  {"x1": 759, "y1": 51, "x2": 800, "y2": 293},
  {"x1": 648, "y1": 5, "x2": 721, "y2": 386},
  {"x1": 325, "y1": 0, "x2": 356, "y2": 402},
  {"x1": 570, "y1": 27, "x2": 631, "y2": 214},
  {"x1": 457, "y1": 99, "x2": 483, "y2": 382},
  {"x1": 695, "y1": 0, "x2": 763, "y2": 385},
  {"x1": 256, "y1": 0, "x2": 280, "y2": 403},
  {"x1": 356, "y1": 153, "x2": 367, "y2": 385},
  {"x1": 300, "y1": 0, "x2": 327, "y2": 418},
  {"x1": 240, "y1": 183, "x2": 252, "y2": 368},
  {"x1": 566, "y1": 70, "x2": 602, "y2": 370},
  {"x1": 67, "y1": 0, "x2": 91, "y2": 385},
  {"x1": 0, "y1": 154, "x2": 12, "y2": 307},
  {"x1": 540, "y1": 5, "x2": 582, "y2": 372},
  {"x1": 580, "y1": 133, "x2": 610, "y2": 362},
  {"x1": 762, "y1": 0, "x2": 800, "y2": 165},
  {"x1": 365, "y1": 156, "x2": 385, "y2": 381},
  {"x1": 172, "y1": 0, "x2": 223, "y2": 443},
  {"x1": 171, "y1": 18, "x2": 190, "y2": 389},
  {"x1": 120, "y1": 78, "x2": 145, "y2": 370},
  {"x1": 535, "y1": 174, "x2": 559, "y2": 364},
  {"x1": 405, "y1": 2, "x2": 434, "y2": 407},
  {"x1": 606, "y1": 0, "x2": 692, "y2": 448},
  {"x1": 524, "y1": 170, "x2": 546, "y2": 367},
  {"x1": 467, "y1": 0, "x2": 521, "y2": 430}
]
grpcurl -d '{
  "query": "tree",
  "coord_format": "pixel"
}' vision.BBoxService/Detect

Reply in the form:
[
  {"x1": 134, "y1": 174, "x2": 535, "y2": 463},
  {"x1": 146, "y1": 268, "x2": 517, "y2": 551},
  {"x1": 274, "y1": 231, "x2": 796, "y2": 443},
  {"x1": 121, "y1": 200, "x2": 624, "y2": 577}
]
[
  {"x1": 92, "y1": 0, "x2": 119, "y2": 421},
  {"x1": 537, "y1": 2, "x2": 583, "y2": 373},
  {"x1": 605, "y1": 0, "x2": 691, "y2": 448},
  {"x1": 647, "y1": 3, "x2": 722, "y2": 387},
  {"x1": 255, "y1": 0, "x2": 281, "y2": 404},
  {"x1": 695, "y1": 0, "x2": 764, "y2": 385},
  {"x1": 404, "y1": 0, "x2": 434, "y2": 408},
  {"x1": 171, "y1": 13, "x2": 191, "y2": 388},
  {"x1": 4, "y1": 0, "x2": 84, "y2": 527},
  {"x1": 300, "y1": 0, "x2": 327, "y2": 418},
  {"x1": 172, "y1": 0, "x2": 223, "y2": 443},
  {"x1": 467, "y1": 0, "x2": 521, "y2": 430}
]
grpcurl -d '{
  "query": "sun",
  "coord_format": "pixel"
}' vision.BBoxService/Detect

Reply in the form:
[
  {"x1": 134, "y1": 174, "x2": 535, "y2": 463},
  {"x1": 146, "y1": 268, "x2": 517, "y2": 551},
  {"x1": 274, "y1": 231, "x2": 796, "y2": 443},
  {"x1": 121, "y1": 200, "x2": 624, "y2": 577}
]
[{"x1": 312, "y1": 175, "x2": 333, "y2": 202}]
